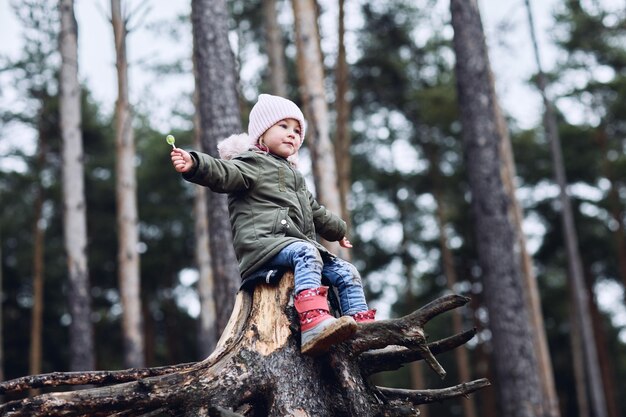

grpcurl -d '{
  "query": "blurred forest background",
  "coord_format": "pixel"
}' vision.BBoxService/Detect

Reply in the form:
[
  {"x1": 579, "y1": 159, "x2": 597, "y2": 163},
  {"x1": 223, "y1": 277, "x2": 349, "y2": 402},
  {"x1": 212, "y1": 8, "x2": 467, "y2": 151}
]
[{"x1": 1, "y1": 0, "x2": 625, "y2": 416}]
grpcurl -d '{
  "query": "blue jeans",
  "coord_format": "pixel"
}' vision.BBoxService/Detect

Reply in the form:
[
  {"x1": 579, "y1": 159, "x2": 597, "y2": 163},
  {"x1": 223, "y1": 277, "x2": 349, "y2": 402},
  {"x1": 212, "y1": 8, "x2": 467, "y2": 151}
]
[{"x1": 266, "y1": 241, "x2": 368, "y2": 316}]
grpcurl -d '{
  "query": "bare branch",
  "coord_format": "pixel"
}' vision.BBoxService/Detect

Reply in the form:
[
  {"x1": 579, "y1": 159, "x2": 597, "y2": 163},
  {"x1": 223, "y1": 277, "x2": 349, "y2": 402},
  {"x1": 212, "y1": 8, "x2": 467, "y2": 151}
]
[
  {"x1": 347, "y1": 320, "x2": 424, "y2": 353},
  {"x1": 414, "y1": 344, "x2": 447, "y2": 379},
  {"x1": 126, "y1": 2, "x2": 153, "y2": 34},
  {"x1": 360, "y1": 329, "x2": 476, "y2": 376},
  {"x1": 428, "y1": 328, "x2": 476, "y2": 354},
  {"x1": 349, "y1": 295, "x2": 469, "y2": 353},
  {"x1": 377, "y1": 378, "x2": 491, "y2": 404},
  {"x1": 93, "y1": 0, "x2": 111, "y2": 25},
  {"x1": 347, "y1": 320, "x2": 445, "y2": 378},
  {"x1": 0, "y1": 362, "x2": 196, "y2": 394},
  {"x1": 347, "y1": 294, "x2": 471, "y2": 377},
  {"x1": 0, "y1": 373, "x2": 185, "y2": 417},
  {"x1": 409, "y1": 294, "x2": 470, "y2": 326}
]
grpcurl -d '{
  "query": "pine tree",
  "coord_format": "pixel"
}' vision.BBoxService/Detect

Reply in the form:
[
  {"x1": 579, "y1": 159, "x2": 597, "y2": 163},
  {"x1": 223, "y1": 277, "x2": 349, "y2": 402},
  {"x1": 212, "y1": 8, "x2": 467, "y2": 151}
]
[
  {"x1": 291, "y1": 0, "x2": 346, "y2": 258},
  {"x1": 450, "y1": 0, "x2": 546, "y2": 415},
  {"x1": 191, "y1": 0, "x2": 242, "y2": 334},
  {"x1": 59, "y1": 0, "x2": 95, "y2": 372},
  {"x1": 111, "y1": 0, "x2": 145, "y2": 369}
]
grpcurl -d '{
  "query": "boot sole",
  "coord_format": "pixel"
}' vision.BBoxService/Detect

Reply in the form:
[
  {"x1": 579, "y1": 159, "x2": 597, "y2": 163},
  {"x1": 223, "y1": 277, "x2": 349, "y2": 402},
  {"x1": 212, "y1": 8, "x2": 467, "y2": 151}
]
[{"x1": 301, "y1": 316, "x2": 358, "y2": 357}]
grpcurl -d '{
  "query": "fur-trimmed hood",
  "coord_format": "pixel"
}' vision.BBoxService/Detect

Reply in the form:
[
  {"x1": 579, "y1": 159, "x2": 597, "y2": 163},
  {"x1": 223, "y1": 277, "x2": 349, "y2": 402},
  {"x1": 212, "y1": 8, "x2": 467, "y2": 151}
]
[
  {"x1": 217, "y1": 133, "x2": 299, "y2": 167},
  {"x1": 217, "y1": 133, "x2": 256, "y2": 160}
]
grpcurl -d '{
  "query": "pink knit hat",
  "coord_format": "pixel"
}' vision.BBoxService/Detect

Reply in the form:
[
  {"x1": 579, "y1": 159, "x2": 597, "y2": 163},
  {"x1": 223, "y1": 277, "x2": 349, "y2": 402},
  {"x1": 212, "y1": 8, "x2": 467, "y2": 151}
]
[{"x1": 248, "y1": 94, "x2": 306, "y2": 143}]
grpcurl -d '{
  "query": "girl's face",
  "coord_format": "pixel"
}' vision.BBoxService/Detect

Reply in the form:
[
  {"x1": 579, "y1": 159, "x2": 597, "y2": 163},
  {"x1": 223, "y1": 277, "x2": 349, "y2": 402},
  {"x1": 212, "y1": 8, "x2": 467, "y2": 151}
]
[{"x1": 260, "y1": 118, "x2": 302, "y2": 158}]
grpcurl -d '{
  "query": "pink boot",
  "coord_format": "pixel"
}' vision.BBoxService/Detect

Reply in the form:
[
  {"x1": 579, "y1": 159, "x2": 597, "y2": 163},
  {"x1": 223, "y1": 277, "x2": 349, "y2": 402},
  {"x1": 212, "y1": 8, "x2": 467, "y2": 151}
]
[
  {"x1": 352, "y1": 309, "x2": 376, "y2": 323},
  {"x1": 295, "y1": 287, "x2": 357, "y2": 356}
]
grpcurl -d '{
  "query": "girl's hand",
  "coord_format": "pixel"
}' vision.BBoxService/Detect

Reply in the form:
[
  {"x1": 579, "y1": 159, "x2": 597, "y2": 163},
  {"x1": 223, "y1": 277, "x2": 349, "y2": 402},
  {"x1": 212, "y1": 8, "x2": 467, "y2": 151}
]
[
  {"x1": 339, "y1": 237, "x2": 353, "y2": 248},
  {"x1": 171, "y1": 149, "x2": 194, "y2": 173}
]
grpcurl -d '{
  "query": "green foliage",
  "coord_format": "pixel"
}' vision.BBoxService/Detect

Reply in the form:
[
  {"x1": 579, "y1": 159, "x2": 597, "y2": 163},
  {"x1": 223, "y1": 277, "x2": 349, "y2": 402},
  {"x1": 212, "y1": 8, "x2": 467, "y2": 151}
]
[
  {"x1": 347, "y1": 3, "x2": 484, "y2": 404},
  {"x1": 524, "y1": 1, "x2": 626, "y2": 414},
  {"x1": 0, "y1": 0, "x2": 205, "y2": 376}
]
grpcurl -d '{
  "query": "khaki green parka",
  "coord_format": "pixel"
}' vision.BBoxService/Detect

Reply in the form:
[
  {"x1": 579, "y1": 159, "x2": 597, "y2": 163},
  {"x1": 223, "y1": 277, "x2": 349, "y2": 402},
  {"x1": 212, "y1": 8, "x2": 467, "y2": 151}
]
[{"x1": 183, "y1": 148, "x2": 347, "y2": 280}]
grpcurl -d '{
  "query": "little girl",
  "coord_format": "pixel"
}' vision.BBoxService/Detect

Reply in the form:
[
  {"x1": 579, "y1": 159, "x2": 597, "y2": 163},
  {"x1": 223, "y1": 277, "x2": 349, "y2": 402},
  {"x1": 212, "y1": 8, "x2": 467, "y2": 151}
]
[{"x1": 171, "y1": 94, "x2": 375, "y2": 356}]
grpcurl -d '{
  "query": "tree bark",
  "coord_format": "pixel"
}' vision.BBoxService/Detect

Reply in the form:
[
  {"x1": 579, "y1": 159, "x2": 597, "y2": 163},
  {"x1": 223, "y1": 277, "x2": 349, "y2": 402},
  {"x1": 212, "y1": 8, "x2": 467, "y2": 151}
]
[
  {"x1": 191, "y1": 0, "x2": 242, "y2": 334},
  {"x1": 569, "y1": 292, "x2": 589, "y2": 417},
  {"x1": 450, "y1": 1, "x2": 546, "y2": 415},
  {"x1": 193, "y1": 89, "x2": 218, "y2": 358},
  {"x1": 0, "y1": 273, "x2": 488, "y2": 416},
  {"x1": 291, "y1": 0, "x2": 347, "y2": 259},
  {"x1": 469, "y1": 293, "x2": 498, "y2": 417},
  {"x1": 335, "y1": 0, "x2": 352, "y2": 227},
  {"x1": 490, "y1": 12, "x2": 560, "y2": 410},
  {"x1": 0, "y1": 229, "x2": 3, "y2": 383},
  {"x1": 29, "y1": 131, "x2": 46, "y2": 383},
  {"x1": 427, "y1": 148, "x2": 478, "y2": 417},
  {"x1": 58, "y1": 0, "x2": 95, "y2": 372},
  {"x1": 111, "y1": 0, "x2": 145, "y2": 369},
  {"x1": 0, "y1": 230, "x2": 3, "y2": 384},
  {"x1": 523, "y1": 2, "x2": 608, "y2": 416},
  {"x1": 395, "y1": 193, "x2": 425, "y2": 402},
  {"x1": 262, "y1": 0, "x2": 288, "y2": 97},
  {"x1": 595, "y1": 128, "x2": 626, "y2": 296},
  {"x1": 585, "y1": 267, "x2": 621, "y2": 417},
  {"x1": 497, "y1": 110, "x2": 560, "y2": 417}
]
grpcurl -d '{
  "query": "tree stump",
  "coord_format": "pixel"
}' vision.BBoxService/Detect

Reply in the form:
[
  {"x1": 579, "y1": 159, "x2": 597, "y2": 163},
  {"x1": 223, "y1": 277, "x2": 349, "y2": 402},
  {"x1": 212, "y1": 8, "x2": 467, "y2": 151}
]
[{"x1": 0, "y1": 272, "x2": 489, "y2": 416}]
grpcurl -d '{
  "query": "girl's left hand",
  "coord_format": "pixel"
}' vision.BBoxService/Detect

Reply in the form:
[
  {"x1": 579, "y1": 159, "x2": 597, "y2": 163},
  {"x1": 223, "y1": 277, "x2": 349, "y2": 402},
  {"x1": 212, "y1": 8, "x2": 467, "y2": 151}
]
[{"x1": 339, "y1": 237, "x2": 353, "y2": 248}]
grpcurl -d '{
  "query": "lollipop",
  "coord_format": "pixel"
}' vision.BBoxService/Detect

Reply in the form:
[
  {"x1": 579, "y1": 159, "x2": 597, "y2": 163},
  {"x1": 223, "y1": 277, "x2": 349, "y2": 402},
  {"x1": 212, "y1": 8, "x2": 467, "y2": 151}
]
[{"x1": 166, "y1": 134, "x2": 176, "y2": 148}]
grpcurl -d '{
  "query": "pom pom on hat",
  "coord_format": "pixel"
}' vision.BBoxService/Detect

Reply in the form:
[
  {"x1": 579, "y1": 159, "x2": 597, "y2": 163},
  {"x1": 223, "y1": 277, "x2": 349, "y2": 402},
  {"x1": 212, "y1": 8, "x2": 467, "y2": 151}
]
[{"x1": 248, "y1": 94, "x2": 306, "y2": 143}]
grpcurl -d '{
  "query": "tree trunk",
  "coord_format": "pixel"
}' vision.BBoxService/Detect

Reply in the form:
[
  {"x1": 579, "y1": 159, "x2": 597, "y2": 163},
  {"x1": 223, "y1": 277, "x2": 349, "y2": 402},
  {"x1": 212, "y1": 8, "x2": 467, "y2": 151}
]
[
  {"x1": 291, "y1": 0, "x2": 347, "y2": 259},
  {"x1": 490, "y1": 14, "x2": 560, "y2": 410},
  {"x1": 29, "y1": 133, "x2": 46, "y2": 395},
  {"x1": 450, "y1": 1, "x2": 546, "y2": 415},
  {"x1": 262, "y1": 0, "x2": 288, "y2": 97},
  {"x1": 431, "y1": 185, "x2": 478, "y2": 417},
  {"x1": 569, "y1": 293, "x2": 589, "y2": 417},
  {"x1": 497, "y1": 112, "x2": 560, "y2": 417},
  {"x1": 585, "y1": 268, "x2": 621, "y2": 417},
  {"x1": 523, "y1": 2, "x2": 608, "y2": 416},
  {"x1": 595, "y1": 128, "x2": 626, "y2": 295},
  {"x1": 0, "y1": 230, "x2": 3, "y2": 383},
  {"x1": 194, "y1": 176, "x2": 218, "y2": 359},
  {"x1": 395, "y1": 196, "x2": 427, "y2": 410},
  {"x1": 58, "y1": 0, "x2": 95, "y2": 372},
  {"x1": 469, "y1": 293, "x2": 498, "y2": 417},
  {"x1": 0, "y1": 273, "x2": 488, "y2": 416},
  {"x1": 335, "y1": 0, "x2": 351, "y2": 227},
  {"x1": 191, "y1": 0, "x2": 243, "y2": 334},
  {"x1": 192, "y1": 86, "x2": 217, "y2": 357},
  {"x1": 142, "y1": 302, "x2": 156, "y2": 366},
  {"x1": 111, "y1": 0, "x2": 145, "y2": 369},
  {"x1": 408, "y1": 362, "x2": 429, "y2": 417}
]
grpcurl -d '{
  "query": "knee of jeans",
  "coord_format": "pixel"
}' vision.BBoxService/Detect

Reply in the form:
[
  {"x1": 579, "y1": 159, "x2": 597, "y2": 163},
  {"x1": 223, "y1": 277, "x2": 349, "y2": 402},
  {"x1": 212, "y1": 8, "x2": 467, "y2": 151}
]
[
  {"x1": 346, "y1": 263, "x2": 363, "y2": 285},
  {"x1": 294, "y1": 241, "x2": 323, "y2": 264},
  {"x1": 333, "y1": 261, "x2": 362, "y2": 287}
]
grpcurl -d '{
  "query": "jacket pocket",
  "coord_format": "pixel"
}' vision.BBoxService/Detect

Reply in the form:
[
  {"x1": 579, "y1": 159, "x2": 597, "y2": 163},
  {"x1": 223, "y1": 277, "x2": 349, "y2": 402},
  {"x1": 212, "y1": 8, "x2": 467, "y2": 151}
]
[{"x1": 272, "y1": 207, "x2": 290, "y2": 236}]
